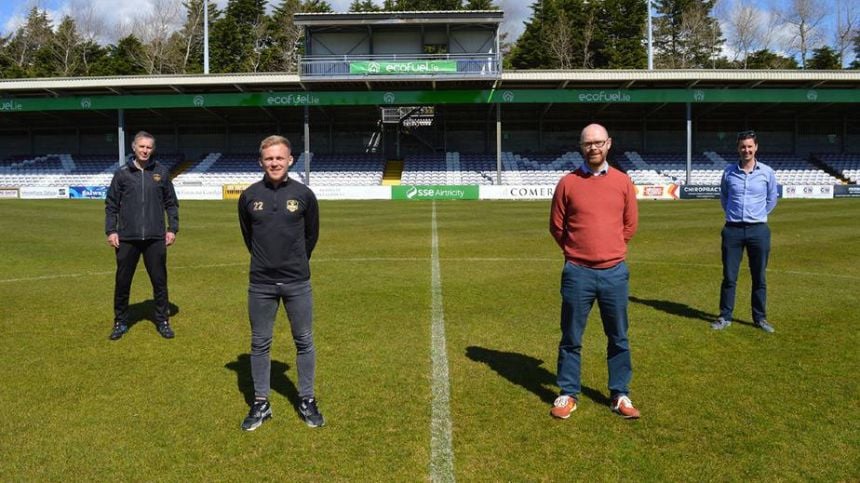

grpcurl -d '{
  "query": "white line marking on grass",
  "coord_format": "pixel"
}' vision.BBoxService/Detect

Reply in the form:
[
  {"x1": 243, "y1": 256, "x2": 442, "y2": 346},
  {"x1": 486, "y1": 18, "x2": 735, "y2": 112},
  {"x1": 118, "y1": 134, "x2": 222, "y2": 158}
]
[
  {"x1": 0, "y1": 262, "x2": 246, "y2": 284},
  {"x1": 430, "y1": 201, "x2": 455, "y2": 482}
]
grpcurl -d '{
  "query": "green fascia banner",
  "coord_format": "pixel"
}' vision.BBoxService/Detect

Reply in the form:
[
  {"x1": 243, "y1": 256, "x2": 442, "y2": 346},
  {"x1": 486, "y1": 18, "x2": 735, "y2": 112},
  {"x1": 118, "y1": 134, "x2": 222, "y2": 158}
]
[
  {"x1": 392, "y1": 185, "x2": 479, "y2": 200},
  {"x1": 349, "y1": 60, "x2": 458, "y2": 75},
  {"x1": 2, "y1": 89, "x2": 859, "y2": 112}
]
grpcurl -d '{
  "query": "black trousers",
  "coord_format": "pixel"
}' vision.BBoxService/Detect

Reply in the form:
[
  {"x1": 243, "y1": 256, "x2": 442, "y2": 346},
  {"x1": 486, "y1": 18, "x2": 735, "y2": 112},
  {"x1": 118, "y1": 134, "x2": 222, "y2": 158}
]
[{"x1": 114, "y1": 239, "x2": 169, "y2": 324}]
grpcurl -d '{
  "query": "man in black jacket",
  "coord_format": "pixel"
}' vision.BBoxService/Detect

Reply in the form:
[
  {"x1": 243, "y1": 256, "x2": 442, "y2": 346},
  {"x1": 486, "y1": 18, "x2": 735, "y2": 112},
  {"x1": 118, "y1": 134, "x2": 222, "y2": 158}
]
[
  {"x1": 237, "y1": 135, "x2": 323, "y2": 431},
  {"x1": 105, "y1": 131, "x2": 179, "y2": 340}
]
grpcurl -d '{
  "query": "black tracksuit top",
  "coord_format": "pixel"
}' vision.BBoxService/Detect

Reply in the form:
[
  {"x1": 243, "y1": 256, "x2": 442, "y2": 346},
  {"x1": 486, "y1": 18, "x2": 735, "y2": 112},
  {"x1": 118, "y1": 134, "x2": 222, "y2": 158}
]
[
  {"x1": 238, "y1": 176, "x2": 319, "y2": 285},
  {"x1": 105, "y1": 160, "x2": 179, "y2": 240}
]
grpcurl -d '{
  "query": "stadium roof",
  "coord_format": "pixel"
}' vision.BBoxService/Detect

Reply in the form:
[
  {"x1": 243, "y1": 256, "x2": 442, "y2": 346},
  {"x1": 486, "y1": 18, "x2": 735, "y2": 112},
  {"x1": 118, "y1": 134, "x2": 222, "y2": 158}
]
[
  {"x1": 293, "y1": 10, "x2": 504, "y2": 26},
  {"x1": 1, "y1": 70, "x2": 858, "y2": 130},
  {"x1": 2, "y1": 70, "x2": 859, "y2": 97}
]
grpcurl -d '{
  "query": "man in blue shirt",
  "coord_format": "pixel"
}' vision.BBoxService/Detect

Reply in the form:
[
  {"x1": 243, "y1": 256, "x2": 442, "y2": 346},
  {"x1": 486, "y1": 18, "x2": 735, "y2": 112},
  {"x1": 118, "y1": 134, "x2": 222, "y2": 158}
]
[{"x1": 712, "y1": 130, "x2": 779, "y2": 333}]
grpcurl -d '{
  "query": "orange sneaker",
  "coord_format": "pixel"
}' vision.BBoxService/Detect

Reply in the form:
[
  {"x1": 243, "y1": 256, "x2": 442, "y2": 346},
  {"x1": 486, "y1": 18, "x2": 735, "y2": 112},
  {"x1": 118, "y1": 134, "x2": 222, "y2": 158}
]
[
  {"x1": 550, "y1": 395, "x2": 577, "y2": 419},
  {"x1": 611, "y1": 395, "x2": 640, "y2": 419}
]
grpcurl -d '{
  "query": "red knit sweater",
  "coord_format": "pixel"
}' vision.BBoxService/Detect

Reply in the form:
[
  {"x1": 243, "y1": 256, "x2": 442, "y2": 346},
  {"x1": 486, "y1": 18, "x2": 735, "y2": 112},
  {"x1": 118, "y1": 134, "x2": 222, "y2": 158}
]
[{"x1": 549, "y1": 167, "x2": 638, "y2": 268}]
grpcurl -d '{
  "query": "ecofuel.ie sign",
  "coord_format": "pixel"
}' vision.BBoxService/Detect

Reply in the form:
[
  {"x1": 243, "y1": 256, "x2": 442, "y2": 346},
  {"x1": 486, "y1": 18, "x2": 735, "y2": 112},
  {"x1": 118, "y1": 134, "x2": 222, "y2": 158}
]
[
  {"x1": 266, "y1": 94, "x2": 321, "y2": 106},
  {"x1": 350, "y1": 60, "x2": 457, "y2": 75}
]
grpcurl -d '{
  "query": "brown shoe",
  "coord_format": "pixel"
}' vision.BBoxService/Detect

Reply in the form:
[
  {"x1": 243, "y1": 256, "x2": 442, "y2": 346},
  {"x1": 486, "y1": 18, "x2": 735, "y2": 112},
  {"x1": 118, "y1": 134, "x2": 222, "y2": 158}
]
[
  {"x1": 611, "y1": 395, "x2": 640, "y2": 419},
  {"x1": 550, "y1": 395, "x2": 577, "y2": 419}
]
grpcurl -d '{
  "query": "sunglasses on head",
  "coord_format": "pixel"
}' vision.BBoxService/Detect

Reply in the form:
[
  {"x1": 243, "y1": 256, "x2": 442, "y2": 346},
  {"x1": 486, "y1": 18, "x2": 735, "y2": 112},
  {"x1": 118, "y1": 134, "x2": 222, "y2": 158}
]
[{"x1": 736, "y1": 130, "x2": 756, "y2": 141}]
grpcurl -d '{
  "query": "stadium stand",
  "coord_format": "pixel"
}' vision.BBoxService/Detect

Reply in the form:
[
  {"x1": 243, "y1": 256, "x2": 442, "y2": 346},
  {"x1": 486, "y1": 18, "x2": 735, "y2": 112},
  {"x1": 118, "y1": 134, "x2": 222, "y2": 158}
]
[
  {"x1": 731, "y1": 153, "x2": 839, "y2": 185},
  {"x1": 1, "y1": 151, "x2": 851, "y2": 188},
  {"x1": 0, "y1": 154, "x2": 182, "y2": 187},
  {"x1": 814, "y1": 153, "x2": 860, "y2": 183},
  {"x1": 617, "y1": 151, "x2": 840, "y2": 186}
]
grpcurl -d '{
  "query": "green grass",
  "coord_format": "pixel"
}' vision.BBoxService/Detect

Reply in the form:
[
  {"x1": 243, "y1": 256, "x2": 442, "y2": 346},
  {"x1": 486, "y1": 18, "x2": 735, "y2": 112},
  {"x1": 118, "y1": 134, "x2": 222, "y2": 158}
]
[{"x1": 0, "y1": 199, "x2": 857, "y2": 481}]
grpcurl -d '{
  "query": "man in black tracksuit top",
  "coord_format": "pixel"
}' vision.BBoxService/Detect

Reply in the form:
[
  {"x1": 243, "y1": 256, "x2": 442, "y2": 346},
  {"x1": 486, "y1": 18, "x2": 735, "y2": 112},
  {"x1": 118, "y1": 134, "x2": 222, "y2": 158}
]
[
  {"x1": 105, "y1": 131, "x2": 179, "y2": 341},
  {"x1": 237, "y1": 135, "x2": 324, "y2": 431}
]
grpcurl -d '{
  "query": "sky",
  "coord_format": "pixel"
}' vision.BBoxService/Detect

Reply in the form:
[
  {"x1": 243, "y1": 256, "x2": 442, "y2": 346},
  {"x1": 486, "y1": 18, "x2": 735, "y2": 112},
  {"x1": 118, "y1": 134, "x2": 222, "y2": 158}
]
[
  {"x1": 0, "y1": 0, "x2": 532, "y2": 40},
  {"x1": 0, "y1": 0, "x2": 853, "y2": 66}
]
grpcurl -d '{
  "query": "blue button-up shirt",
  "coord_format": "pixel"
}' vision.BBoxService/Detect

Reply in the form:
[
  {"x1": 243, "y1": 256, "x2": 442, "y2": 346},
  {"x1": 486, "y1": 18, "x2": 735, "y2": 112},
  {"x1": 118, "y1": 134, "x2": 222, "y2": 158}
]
[
  {"x1": 720, "y1": 160, "x2": 778, "y2": 223},
  {"x1": 579, "y1": 161, "x2": 608, "y2": 176}
]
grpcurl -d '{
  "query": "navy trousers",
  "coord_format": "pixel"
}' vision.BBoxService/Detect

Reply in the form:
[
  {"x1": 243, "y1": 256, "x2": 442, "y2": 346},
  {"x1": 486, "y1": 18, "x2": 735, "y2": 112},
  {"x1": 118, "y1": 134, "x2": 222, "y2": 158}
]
[
  {"x1": 557, "y1": 261, "x2": 632, "y2": 399},
  {"x1": 719, "y1": 222, "x2": 771, "y2": 323}
]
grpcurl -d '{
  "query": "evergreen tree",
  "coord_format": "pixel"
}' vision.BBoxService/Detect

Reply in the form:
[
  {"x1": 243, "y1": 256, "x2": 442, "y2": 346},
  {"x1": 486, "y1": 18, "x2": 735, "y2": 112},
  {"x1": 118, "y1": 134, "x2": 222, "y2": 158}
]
[
  {"x1": 90, "y1": 35, "x2": 148, "y2": 75},
  {"x1": 210, "y1": 0, "x2": 270, "y2": 73},
  {"x1": 78, "y1": 40, "x2": 108, "y2": 76},
  {"x1": 265, "y1": 0, "x2": 302, "y2": 72},
  {"x1": 743, "y1": 49, "x2": 798, "y2": 69},
  {"x1": 653, "y1": 0, "x2": 723, "y2": 68},
  {"x1": 381, "y1": 0, "x2": 462, "y2": 10},
  {"x1": 165, "y1": 0, "x2": 218, "y2": 74},
  {"x1": 507, "y1": 0, "x2": 554, "y2": 69},
  {"x1": 601, "y1": 0, "x2": 647, "y2": 68},
  {"x1": 349, "y1": 0, "x2": 381, "y2": 11},
  {"x1": 463, "y1": 0, "x2": 497, "y2": 9},
  {"x1": 6, "y1": 7, "x2": 54, "y2": 76},
  {"x1": 806, "y1": 46, "x2": 841, "y2": 70},
  {"x1": 49, "y1": 16, "x2": 83, "y2": 77},
  {"x1": 508, "y1": 0, "x2": 646, "y2": 70},
  {"x1": 0, "y1": 35, "x2": 20, "y2": 78},
  {"x1": 302, "y1": 0, "x2": 333, "y2": 11}
]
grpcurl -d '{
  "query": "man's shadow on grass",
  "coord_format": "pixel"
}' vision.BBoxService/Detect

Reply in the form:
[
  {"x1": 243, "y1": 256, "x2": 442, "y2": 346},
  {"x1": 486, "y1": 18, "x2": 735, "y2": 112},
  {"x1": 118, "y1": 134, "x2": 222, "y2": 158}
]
[
  {"x1": 628, "y1": 296, "x2": 755, "y2": 327},
  {"x1": 125, "y1": 300, "x2": 179, "y2": 331},
  {"x1": 465, "y1": 346, "x2": 609, "y2": 407},
  {"x1": 224, "y1": 354, "x2": 301, "y2": 411}
]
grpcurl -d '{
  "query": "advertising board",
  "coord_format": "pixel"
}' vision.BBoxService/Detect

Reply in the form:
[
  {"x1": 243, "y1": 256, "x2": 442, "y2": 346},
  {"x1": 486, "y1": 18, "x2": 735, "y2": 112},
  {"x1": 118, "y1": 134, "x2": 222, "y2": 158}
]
[
  {"x1": 69, "y1": 186, "x2": 108, "y2": 199},
  {"x1": 0, "y1": 188, "x2": 19, "y2": 199},
  {"x1": 479, "y1": 185, "x2": 555, "y2": 200},
  {"x1": 175, "y1": 185, "x2": 223, "y2": 200},
  {"x1": 308, "y1": 185, "x2": 391, "y2": 200},
  {"x1": 781, "y1": 185, "x2": 833, "y2": 199},
  {"x1": 19, "y1": 186, "x2": 68, "y2": 199},
  {"x1": 635, "y1": 184, "x2": 679, "y2": 200},
  {"x1": 833, "y1": 185, "x2": 860, "y2": 198},
  {"x1": 678, "y1": 185, "x2": 721, "y2": 200},
  {"x1": 391, "y1": 185, "x2": 479, "y2": 200}
]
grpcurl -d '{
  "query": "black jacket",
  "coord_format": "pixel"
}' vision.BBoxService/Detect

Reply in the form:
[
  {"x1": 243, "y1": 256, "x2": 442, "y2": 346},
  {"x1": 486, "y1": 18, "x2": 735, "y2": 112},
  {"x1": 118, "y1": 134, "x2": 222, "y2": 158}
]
[
  {"x1": 238, "y1": 176, "x2": 319, "y2": 284},
  {"x1": 105, "y1": 159, "x2": 179, "y2": 240}
]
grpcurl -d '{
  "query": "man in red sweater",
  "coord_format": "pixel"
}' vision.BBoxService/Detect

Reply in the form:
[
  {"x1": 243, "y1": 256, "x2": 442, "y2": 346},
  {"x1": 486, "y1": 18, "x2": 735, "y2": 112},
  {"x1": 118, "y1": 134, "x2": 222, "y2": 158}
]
[{"x1": 549, "y1": 123, "x2": 640, "y2": 420}]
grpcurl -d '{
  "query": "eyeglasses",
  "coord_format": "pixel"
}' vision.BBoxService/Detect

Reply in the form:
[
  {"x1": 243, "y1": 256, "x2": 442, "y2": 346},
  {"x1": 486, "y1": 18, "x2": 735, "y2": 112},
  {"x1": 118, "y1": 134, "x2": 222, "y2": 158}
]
[
  {"x1": 580, "y1": 139, "x2": 608, "y2": 149},
  {"x1": 736, "y1": 130, "x2": 756, "y2": 141}
]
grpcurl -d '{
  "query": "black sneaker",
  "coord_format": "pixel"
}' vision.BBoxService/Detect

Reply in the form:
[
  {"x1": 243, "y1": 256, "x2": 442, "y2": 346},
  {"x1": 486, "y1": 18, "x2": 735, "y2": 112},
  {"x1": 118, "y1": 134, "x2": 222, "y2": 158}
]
[
  {"x1": 156, "y1": 321, "x2": 175, "y2": 339},
  {"x1": 241, "y1": 399, "x2": 272, "y2": 431},
  {"x1": 109, "y1": 323, "x2": 128, "y2": 341},
  {"x1": 299, "y1": 397, "x2": 325, "y2": 428}
]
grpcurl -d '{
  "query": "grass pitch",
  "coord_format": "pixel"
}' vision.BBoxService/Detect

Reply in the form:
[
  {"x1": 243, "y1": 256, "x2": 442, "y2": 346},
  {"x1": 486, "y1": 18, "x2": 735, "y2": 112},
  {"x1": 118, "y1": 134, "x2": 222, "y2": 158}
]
[{"x1": 0, "y1": 199, "x2": 857, "y2": 480}]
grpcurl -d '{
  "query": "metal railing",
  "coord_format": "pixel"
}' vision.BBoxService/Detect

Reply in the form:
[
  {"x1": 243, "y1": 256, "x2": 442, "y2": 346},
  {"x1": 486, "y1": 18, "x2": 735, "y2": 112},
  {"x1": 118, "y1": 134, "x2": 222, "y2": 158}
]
[{"x1": 299, "y1": 53, "x2": 500, "y2": 78}]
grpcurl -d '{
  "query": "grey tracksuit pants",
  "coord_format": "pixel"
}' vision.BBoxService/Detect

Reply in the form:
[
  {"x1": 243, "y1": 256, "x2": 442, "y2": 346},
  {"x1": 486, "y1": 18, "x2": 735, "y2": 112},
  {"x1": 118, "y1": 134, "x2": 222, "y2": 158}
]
[{"x1": 248, "y1": 280, "x2": 315, "y2": 399}]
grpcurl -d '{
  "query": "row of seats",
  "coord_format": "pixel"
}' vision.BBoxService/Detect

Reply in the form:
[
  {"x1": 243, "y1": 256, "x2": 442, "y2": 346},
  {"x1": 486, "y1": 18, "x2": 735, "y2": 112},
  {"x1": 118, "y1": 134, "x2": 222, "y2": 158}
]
[
  {"x1": 0, "y1": 154, "x2": 182, "y2": 175},
  {"x1": 620, "y1": 152, "x2": 842, "y2": 186},
  {"x1": 3, "y1": 152, "x2": 859, "y2": 187}
]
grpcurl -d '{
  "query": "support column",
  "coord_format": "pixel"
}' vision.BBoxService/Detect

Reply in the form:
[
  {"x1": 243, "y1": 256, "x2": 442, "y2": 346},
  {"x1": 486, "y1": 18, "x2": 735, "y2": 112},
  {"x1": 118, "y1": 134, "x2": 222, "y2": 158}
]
[
  {"x1": 304, "y1": 106, "x2": 311, "y2": 185},
  {"x1": 496, "y1": 103, "x2": 502, "y2": 185},
  {"x1": 686, "y1": 103, "x2": 692, "y2": 185},
  {"x1": 793, "y1": 116, "x2": 799, "y2": 155},
  {"x1": 842, "y1": 114, "x2": 847, "y2": 154},
  {"x1": 117, "y1": 109, "x2": 126, "y2": 168}
]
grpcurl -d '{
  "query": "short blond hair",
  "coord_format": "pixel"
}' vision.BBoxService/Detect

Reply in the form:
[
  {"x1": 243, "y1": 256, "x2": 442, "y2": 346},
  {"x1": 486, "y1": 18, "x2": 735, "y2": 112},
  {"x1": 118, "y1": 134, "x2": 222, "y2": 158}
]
[{"x1": 259, "y1": 135, "x2": 292, "y2": 157}]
